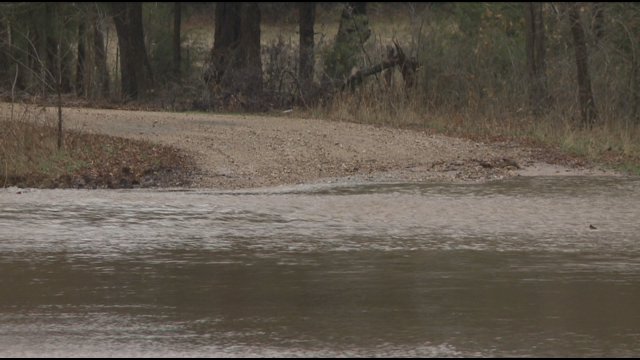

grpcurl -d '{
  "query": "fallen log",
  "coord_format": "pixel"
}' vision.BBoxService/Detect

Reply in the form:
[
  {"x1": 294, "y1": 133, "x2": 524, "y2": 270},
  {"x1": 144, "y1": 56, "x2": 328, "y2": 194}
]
[{"x1": 343, "y1": 41, "x2": 419, "y2": 91}]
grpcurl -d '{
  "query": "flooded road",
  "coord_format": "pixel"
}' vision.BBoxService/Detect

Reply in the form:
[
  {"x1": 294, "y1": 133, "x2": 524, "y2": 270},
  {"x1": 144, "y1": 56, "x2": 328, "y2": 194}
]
[{"x1": 1, "y1": 176, "x2": 640, "y2": 357}]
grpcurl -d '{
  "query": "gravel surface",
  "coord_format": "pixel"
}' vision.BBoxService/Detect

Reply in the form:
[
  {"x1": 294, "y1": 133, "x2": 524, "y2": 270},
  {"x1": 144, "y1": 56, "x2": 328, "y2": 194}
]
[{"x1": 3, "y1": 104, "x2": 619, "y2": 189}]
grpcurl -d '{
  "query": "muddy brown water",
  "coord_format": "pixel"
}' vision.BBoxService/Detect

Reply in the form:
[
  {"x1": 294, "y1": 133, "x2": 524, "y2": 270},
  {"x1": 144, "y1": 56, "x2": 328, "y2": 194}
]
[{"x1": 1, "y1": 176, "x2": 640, "y2": 357}]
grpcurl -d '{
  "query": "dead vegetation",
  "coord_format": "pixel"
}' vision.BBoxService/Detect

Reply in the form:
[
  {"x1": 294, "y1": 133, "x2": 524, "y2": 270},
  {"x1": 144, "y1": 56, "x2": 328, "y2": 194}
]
[
  {"x1": 0, "y1": 105, "x2": 194, "y2": 189},
  {"x1": 1, "y1": 3, "x2": 638, "y2": 189}
]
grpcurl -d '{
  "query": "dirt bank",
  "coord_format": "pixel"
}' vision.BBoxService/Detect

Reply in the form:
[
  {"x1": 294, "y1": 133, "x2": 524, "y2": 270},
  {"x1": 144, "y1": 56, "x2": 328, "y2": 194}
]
[{"x1": 1, "y1": 103, "x2": 618, "y2": 189}]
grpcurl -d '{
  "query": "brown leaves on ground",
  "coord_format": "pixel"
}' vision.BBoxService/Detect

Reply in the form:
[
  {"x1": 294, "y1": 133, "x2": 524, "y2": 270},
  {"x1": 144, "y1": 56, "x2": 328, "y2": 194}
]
[{"x1": 2, "y1": 122, "x2": 195, "y2": 189}]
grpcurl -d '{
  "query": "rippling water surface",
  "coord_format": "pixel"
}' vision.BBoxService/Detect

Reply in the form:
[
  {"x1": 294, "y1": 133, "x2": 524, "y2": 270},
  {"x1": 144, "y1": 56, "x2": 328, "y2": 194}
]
[{"x1": 1, "y1": 176, "x2": 640, "y2": 357}]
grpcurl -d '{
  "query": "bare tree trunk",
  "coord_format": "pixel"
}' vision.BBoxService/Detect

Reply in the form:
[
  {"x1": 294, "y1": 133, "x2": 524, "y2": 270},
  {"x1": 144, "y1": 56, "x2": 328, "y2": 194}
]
[
  {"x1": 212, "y1": 3, "x2": 241, "y2": 65},
  {"x1": 592, "y1": 2, "x2": 605, "y2": 45},
  {"x1": 25, "y1": 7, "x2": 42, "y2": 91},
  {"x1": 633, "y1": 57, "x2": 640, "y2": 122},
  {"x1": 524, "y1": 2, "x2": 550, "y2": 115},
  {"x1": 298, "y1": 2, "x2": 315, "y2": 92},
  {"x1": 57, "y1": 78, "x2": 63, "y2": 149},
  {"x1": 5, "y1": 17, "x2": 27, "y2": 90},
  {"x1": 349, "y1": 2, "x2": 367, "y2": 17},
  {"x1": 92, "y1": 13, "x2": 109, "y2": 97},
  {"x1": 56, "y1": 19, "x2": 63, "y2": 150},
  {"x1": 569, "y1": 3, "x2": 598, "y2": 127},
  {"x1": 76, "y1": 20, "x2": 86, "y2": 96},
  {"x1": 205, "y1": 2, "x2": 262, "y2": 107},
  {"x1": 111, "y1": 2, "x2": 152, "y2": 100},
  {"x1": 173, "y1": 2, "x2": 181, "y2": 79},
  {"x1": 0, "y1": 15, "x2": 8, "y2": 84},
  {"x1": 237, "y1": 3, "x2": 262, "y2": 95},
  {"x1": 42, "y1": 3, "x2": 72, "y2": 94},
  {"x1": 324, "y1": 2, "x2": 371, "y2": 83},
  {"x1": 44, "y1": 3, "x2": 57, "y2": 95},
  {"x1": 206, "y1": 2, "x2": 239, "y2": 88}
]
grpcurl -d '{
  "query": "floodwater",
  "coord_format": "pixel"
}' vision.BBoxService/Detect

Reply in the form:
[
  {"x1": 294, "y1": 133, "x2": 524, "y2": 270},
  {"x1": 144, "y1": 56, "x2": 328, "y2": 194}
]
[{"x1": 1, "y1": 176, "x2": 640, "y2": 357}]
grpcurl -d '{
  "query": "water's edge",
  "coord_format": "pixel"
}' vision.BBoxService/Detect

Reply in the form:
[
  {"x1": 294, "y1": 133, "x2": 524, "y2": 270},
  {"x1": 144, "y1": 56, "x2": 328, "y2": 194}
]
[{"x1": 1, "y1": 176, "x2": 639, "y2": 357}]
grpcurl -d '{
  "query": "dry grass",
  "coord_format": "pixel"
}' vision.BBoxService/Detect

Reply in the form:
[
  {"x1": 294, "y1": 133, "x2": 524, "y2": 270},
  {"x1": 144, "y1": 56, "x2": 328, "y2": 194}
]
[
  {"x1": 174, "y1": 2, "x2": 638, "y2": 175},
  {"x1": 309, "y1": 84, "x2": 640, "y2": 174},
  {"x1": 1, "y1": 104, "x2": 193, "y2": 188},
  {"x1": 5, "y1": 3, "x2": 637, "y2": 185},
  {"x1": 299, "y1": 3, "x2": 640, "y2": 175}
]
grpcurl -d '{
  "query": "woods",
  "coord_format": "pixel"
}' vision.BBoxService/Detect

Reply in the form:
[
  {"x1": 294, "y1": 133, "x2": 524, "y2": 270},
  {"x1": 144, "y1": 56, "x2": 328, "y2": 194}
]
[
  {"x1": 1, "y1": 3, "x2": 636, "y2": 120},
  {"x1": 0, "y1": 3, "x2": 635, "y2": 113},
  {"x1": 2, "y1": 5, "x2": 640, "y2": 357},
  {"x1": 1, "y1": 2, "x2": 639, "y2": 177}
]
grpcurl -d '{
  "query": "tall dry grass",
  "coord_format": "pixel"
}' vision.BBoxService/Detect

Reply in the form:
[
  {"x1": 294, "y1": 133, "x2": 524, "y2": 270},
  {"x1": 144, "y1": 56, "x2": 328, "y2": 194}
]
[
  {"x1": 308, "y1": 3, "x2": 640, "y2": 173},
  {"x1": 5, "y1": 4, "x2": 636, "y2": 177},
  {"x1": 0, "y1": 103, "x2": 77, "y2": 186},
  {"x1": 0, "y1": 101, "x2": 192, "y2": 188}
]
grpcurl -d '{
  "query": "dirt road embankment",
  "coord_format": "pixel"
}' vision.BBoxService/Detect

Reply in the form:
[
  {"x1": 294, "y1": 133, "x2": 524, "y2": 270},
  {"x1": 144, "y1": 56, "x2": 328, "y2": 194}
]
[{"x1": 2, "y1": 104, "x2": 617, "y2": 189}]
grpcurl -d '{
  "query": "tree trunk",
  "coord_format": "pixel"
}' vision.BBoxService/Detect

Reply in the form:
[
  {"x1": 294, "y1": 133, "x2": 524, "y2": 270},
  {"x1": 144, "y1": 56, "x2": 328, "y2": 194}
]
[
  {"x1": 8, "y1": 15, "x2": 28, "y2": 90},
  {"x1": 298, "y1": 2, "x2": 315, "y2": 92},
  {"x1": 5, "y1": 20, "x2": 27, "y2": 90},
  {"x1": 76, "y1": 20, "x2": 86, "y2": 96},
  {"x1": 348, "y1": 2, "x2": 367, "y2": 17},
  {"x1": 173, "y1": 2, "x2": 181, "y2": 79},
  {"x1": 633, "y1": 57, "x2": 639, "y2": 122},
  {"x1": 323, "y1": 2, "x2": 371, "y2": 83},
  {"x1": 25, "y1": 7, "x2": 42, "y2": 90},
  {"x1": 524, "y1": 2, "x2": 550, "y2": 115},
  {"x1": 111, "y1": 2, "x2": 152, "y2": 100},
  {"x1": 44, "y1": 3, "x2": 57, "y2": 92},
  {"x1": 568, "y1": 3, "x2": 597, "y2": 127},
  {"x1": 236, "y1": 2, "x2": 262, "y2": 96},
  {"x1": 0, "y1": 15, "x2": 8, "y2": 84},
  {"x1": 41, "y1": 3, "x2": 73, "y2": 94},
  {"x1": 592, "y1": 2, "x2": 605, "y2": 45},
  {"x1": 56, "y1": 23, "x2": 64, "y2": 150},
  {"x1": 92, "y1": 13, "x2": 109, "y2": 97},
  {"x1": 205, "y1": 2, "x2": 262, "y2": 106}
]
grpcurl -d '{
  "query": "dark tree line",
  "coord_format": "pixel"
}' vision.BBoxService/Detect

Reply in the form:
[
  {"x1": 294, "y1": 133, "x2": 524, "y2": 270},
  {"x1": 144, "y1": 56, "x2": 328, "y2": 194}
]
[{"x1": 0, "y1": 3, "x2": 637, "y2": 126}]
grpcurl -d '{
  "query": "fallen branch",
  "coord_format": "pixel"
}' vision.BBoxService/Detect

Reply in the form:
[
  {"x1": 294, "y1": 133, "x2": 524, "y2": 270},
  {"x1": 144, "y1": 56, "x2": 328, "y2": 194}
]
[{"x1": 343, "y1": 41, "x2": 420, "y2": 91}]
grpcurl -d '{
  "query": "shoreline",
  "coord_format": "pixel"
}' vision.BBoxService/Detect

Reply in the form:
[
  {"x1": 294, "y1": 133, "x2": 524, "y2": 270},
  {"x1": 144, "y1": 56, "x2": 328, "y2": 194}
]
[{"x1": 0, "y1": 103, "x2": 624, "y2": 190}]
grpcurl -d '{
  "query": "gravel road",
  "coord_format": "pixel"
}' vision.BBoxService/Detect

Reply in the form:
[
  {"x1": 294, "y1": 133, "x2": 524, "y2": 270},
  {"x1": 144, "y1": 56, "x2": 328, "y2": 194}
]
[{"x1": 2, "y1": 103, "x2": 617, "y2": 189}]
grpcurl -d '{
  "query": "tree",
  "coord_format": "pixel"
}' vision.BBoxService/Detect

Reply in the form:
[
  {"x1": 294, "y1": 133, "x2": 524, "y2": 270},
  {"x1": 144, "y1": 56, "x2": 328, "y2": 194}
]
[
  {"x1": 634, "y1": 56, "x2": 639, "y2": 122},
  {"x1": 76, "y1": 20, "x2": 86, "y2": 96},
  {"x1": 0, "y1": 14, "x2": 8, "y2": 84},
  {"x1": 524, "y1": 2, "x2": 550, "y2": 115},
  {"x1": 323, "y1": 2, "x2": 371, "y2": 84},
  {"x1": 205, "y1": 2, "x2": 262, "y2": 106},
  {"x1": 44, "y1": 3, "x2": 73, "y2": 95},
  {"x1": 592, "y1": 2, "x2": 605, "y2": 44},
  {"x1": 5, "y1": 7, "x2": 29, "y2": 90},
  {"x1": 111, "y1": 2, "x2": 153, "y2": 100},
  {"x1": 92, "y1": 7, "x2": 110, "y2": 98},
  {"x1": 568, "y1": 3, "x2": 598, "y2": 126},
  {"x1": 173, "y1": 2, "x2": 181, "y2": 79},
  {"x1": 298, "y1": 2, "x2": 315, "y2": 94},
  {"x1": 74, "y1": 4, "x2": 110, "y2": 99}
]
